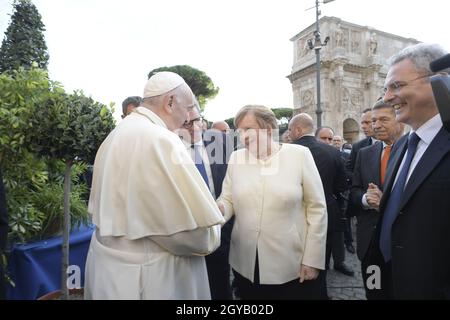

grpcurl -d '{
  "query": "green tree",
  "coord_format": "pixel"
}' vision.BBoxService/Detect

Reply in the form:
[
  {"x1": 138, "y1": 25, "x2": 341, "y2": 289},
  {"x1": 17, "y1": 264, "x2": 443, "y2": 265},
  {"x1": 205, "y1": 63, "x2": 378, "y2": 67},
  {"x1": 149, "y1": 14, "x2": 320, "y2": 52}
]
[
  {"x1": 0, "y1": 66, "x2": 115, "y2": 298},
  {"x1": 271, "y1": 107, "x2": 293, "y2": 122},
  {"x1": 30, "y1": 90, "x2": 115, "y2": 298},
  {"x1": 0, "y1": 67, "x2": 90, "y2": 244},
  {"x1": 224, "y1": 117, "x2": 235, "y2": 129},
  {"x1": 223, "y1": 108, "x2": 293, "y2": 131},
  {"x1": 271, "y1": 108, "x2": 293, "y2": 135},
  {"x1": 0, "y1": 0, "x2": 49, "y2": 73},
  {"x1": 148, "y1": 65, "x2": 219, "y2": 111}
]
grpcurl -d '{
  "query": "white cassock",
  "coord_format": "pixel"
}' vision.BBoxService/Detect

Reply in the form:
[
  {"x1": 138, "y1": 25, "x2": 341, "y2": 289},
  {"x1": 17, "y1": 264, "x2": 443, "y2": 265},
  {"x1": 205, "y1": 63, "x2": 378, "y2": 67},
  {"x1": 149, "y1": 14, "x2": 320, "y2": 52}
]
[{"x1": 84, "y1": 106, "x2": 224, "y2": 300}]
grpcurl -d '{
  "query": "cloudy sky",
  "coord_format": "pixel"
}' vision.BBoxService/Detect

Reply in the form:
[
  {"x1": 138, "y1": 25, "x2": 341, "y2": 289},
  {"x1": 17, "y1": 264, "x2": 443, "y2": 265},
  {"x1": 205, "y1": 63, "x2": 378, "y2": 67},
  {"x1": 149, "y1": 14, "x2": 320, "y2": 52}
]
[{"x1": 1, "y1": 0, "x2": 449, "y2": 122}]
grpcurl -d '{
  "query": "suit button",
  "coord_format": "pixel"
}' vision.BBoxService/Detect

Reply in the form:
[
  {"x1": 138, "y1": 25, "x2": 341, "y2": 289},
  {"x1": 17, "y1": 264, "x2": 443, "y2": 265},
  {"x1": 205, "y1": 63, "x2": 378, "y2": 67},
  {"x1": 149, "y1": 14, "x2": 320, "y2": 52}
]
[{"x1": 399, "y1": 211, "x2": 404, "y2": 215}]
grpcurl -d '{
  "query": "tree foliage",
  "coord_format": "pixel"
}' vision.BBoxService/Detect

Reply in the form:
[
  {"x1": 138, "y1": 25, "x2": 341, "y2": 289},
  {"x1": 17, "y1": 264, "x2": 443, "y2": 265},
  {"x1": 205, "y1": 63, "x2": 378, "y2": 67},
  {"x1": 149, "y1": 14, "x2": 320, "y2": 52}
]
[
  {"x1": 272, "y1": 107, "x2": 293, "y2": 134},
  {"x1": 148, "y1": 65, "x2": 219, "y2": 111},
  {"x1": 0, "y1": 67, "x2": 115, "y2": 244},
  {"x1": 0, "y1": 68, "x2": 85, "y2": 242},
  {"x1": 0, "y1": 66, "x2": 115, "y2": 298},
  {"x1": 224, "y1": 117, "x2": 235, "y2": 129},
  {"x1": 26, "y1": 77, "x2": 115, "y2": 298},
  {"x1": 0, "y1": 0, "x2": 49, "y2": 73},
  {"x1": 223, "y1": 108, "x2": 293, "y2": 131},
  {"x1": 30, "y1": 90, "x2": 116, "y2": 164},
  {"x1": 271, "y1": 108, "x2": 293, "y2": 122}
]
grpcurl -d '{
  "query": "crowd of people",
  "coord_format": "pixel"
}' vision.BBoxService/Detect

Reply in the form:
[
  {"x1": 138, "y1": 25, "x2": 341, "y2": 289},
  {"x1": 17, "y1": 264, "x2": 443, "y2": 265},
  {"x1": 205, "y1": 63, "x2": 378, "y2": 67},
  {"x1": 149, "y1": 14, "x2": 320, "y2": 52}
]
[
  {"x1": 84, "y1": 42, "x2": 450, "y2": 300},
  {"x1": 1, "y1": 42, "x2": 450, "y2": 300}
]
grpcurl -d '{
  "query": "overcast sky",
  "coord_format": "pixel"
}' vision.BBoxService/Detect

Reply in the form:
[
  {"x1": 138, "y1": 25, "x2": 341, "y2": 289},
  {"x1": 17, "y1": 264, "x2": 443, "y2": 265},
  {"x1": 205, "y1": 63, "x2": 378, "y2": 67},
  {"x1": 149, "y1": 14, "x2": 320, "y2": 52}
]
[{"x1": 1, "y1": 0, "x2": 449, "y2": 122}]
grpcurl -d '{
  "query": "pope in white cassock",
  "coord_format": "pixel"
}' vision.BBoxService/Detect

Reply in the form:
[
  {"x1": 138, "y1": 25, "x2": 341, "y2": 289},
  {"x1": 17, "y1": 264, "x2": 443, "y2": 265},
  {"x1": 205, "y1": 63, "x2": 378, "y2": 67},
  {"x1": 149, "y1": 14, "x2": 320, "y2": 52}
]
[{"x1": 84, "y1": 72, "x2": 225, "y2": 300}]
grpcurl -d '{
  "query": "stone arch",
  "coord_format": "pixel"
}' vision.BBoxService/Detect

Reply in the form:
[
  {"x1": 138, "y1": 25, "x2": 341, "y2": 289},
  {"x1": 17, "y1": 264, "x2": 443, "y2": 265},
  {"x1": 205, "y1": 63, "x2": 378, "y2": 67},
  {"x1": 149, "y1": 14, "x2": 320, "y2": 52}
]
[{"x1": 343, "y1": 118, "x2": 359, "y2": 144}]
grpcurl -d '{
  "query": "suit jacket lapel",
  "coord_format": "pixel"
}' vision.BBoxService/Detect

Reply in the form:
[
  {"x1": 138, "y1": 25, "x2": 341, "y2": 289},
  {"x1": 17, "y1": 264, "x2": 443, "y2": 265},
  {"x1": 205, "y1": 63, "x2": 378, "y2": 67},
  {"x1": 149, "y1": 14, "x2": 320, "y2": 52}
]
[{"x1": 400, "y1": 128, "x2": 450, "y2": 209}]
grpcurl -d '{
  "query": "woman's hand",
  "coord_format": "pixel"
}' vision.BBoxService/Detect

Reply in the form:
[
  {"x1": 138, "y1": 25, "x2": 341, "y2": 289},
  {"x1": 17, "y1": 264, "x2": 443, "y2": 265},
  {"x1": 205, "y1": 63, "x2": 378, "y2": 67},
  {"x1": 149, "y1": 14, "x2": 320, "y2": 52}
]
[
  {"x1": 217, "y1": 201, "x2": 225, "y2": 216},
  {"x1": 299, "y1": 264, "x2": 319, "y2": 283}
]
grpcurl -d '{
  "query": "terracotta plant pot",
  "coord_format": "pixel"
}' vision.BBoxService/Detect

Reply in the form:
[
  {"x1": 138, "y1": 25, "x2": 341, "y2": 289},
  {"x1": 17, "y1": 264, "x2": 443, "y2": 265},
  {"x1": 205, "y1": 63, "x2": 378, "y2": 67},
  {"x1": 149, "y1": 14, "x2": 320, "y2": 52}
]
[{"x1": 38, "y1": 288, "x2": 84, "y2": 300}]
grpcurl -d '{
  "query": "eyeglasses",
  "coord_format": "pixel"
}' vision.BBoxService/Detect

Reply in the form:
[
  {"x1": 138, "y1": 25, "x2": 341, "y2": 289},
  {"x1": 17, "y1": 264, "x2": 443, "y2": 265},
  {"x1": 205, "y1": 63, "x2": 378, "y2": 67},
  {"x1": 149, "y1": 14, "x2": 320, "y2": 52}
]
[
  {"x1": 183, "y1": 117, "x2": 203, "y2": 129},
  {"x1": 383, "y1": 73, "x2": 431, "y2": 94}
]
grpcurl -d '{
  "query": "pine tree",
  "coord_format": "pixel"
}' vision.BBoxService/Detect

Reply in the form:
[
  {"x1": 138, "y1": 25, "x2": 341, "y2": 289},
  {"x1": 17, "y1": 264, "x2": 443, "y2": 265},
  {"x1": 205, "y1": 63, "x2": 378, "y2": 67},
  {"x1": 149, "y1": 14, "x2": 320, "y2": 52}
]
[{"x1": 0, "y1": 0, "x2": 49, "y2": 73}]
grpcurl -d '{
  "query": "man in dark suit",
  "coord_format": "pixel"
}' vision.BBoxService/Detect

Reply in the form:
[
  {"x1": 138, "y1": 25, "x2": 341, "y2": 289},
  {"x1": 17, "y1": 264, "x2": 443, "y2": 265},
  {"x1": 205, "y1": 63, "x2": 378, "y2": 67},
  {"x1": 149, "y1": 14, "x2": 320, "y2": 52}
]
[
  {"x1": 363, "y1": 43, "x2": 450, "y2": 299},
  {"x1": 347, "y1": 108, "x2": 376, "y2": 176},
  {"x1": 289, "y1": 114, "x2": 351, "y2": 299},
  {"x1": 350, "y1": 100, "x2": 404, "y2": 298},
  {"x1": 0, "y1": 168, "x2": 8, "y2": 300},
  {"x1": 345, "y1": 108, "x2": 377, "y2": 254},
  {"x1": 351, "y1": 100, "x2": 404, "y2": 259},
  {"x1": 332, "y1": 135, "x2": 355, "y2": 254},
  {"x1": 181, "y1": 105, "x2": 233, "y2": 300}
]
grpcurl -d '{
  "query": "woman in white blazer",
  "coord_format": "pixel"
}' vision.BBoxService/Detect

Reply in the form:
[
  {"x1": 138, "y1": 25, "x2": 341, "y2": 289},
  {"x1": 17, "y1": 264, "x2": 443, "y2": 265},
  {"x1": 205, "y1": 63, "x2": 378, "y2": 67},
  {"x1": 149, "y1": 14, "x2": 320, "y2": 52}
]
[{"x1": 218, "y1": 105, "x2": 327, "y2": 299}]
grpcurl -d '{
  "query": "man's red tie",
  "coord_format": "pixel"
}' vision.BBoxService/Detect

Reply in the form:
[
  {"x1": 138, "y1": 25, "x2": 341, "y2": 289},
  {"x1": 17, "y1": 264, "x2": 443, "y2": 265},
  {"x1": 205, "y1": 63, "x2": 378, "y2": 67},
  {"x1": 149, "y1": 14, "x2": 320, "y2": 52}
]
[{"x1": 380, "y1": 144, "x2": 392, "y2": 185}]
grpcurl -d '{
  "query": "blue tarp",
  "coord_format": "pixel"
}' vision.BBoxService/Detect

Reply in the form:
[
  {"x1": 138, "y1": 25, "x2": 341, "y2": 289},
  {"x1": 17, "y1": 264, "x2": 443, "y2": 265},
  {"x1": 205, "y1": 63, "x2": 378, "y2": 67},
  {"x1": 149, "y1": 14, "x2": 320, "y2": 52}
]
[{"x1": 6, "y1": 225, "x2": 94, "y2": 300}]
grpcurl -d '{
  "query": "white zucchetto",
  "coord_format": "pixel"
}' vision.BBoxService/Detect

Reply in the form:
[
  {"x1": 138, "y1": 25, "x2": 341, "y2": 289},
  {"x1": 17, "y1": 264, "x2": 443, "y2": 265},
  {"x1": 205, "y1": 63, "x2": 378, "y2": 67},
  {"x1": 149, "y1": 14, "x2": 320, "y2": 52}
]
[{"x1": 143, "y1": 71, "x2": 186, "y2": 98}]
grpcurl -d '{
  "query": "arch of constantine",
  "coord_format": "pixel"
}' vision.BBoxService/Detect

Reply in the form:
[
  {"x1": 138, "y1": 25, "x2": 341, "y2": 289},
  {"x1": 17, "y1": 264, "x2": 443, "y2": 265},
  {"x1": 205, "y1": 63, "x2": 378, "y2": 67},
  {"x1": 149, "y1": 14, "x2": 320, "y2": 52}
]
[{"x1": 288, "y1": 16, "x2": 418, "y2": 142}]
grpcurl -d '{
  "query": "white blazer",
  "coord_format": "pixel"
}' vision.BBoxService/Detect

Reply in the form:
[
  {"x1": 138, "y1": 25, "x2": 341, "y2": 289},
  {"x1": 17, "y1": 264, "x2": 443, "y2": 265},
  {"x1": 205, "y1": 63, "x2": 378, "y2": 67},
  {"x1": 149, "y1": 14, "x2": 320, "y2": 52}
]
[{"x1": 218, "y1": 143, "x2": 327, "y2": 284}]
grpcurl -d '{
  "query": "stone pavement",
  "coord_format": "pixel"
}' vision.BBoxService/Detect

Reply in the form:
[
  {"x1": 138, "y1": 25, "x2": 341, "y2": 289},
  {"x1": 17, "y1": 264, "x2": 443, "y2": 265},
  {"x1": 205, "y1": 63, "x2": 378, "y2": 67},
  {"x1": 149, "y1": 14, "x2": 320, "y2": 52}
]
[{"x1": 327, "y1": 218, "x2": 366, "y2": 300}]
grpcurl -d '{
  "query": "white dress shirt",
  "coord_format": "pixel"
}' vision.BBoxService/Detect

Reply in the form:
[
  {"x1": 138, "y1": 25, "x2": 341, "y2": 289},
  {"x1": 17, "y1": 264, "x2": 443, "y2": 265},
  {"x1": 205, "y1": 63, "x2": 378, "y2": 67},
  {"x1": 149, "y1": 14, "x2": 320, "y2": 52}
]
[
  {"x1": 186, "y1": 140, "x2": 216, "y2": 199},
  {"x1": 393, "y1": 113, "x2": 443, "y2": 188}
]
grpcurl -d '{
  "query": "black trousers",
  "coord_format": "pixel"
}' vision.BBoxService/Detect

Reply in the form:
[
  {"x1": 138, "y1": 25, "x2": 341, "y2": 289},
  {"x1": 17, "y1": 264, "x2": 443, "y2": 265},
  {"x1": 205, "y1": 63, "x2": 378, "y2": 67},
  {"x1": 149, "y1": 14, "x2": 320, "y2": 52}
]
[
  {"x1": 326, "y1": 231, "x2": 345, "y2": 268},
  {"x1": 205, "y1": 250, "x2": 232, "y2": 300},
  {"x1": 232, "y1": 254, "x2": 323, "y2": 300},
  {"x1": 205, "y1": 218, "x2": 233, "y2": 300},
  {"x1": 344, "y1": 218, "x2": 353, "y2": 245}
]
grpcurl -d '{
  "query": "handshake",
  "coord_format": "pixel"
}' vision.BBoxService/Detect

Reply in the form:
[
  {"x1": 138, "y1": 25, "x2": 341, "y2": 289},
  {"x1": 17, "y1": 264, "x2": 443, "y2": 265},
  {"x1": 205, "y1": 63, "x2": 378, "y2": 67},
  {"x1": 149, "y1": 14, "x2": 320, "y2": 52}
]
[{"x1": 217, "y1": 201, "x2": 225, "y2": 216}]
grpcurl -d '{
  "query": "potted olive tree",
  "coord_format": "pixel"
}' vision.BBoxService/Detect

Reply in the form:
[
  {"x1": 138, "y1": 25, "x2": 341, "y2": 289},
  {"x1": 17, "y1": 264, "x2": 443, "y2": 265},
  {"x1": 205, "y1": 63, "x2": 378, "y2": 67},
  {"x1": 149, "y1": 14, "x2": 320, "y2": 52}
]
[
  {"x1": 30, "y1": 90, "x2": 115, "y2": 299},
  {"x1": 0, "y1": 60, "x2": 114, "y2": 300}
]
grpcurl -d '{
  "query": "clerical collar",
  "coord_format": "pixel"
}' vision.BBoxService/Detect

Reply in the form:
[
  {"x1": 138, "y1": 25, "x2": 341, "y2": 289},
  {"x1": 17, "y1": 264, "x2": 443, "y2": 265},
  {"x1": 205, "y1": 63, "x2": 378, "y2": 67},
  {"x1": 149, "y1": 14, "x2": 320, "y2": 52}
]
[{"x1": 134, "y1": 106, "x2": 167, "y2": 128}]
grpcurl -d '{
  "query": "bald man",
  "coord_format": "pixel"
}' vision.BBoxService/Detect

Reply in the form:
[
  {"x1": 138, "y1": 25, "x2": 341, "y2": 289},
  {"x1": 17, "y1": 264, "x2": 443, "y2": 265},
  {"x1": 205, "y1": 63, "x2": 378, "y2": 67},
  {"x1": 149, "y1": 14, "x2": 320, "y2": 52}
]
[
  {"x1": 289, "y1": 114, "x2": 351, "y2": 298},
  {"x1": 85, "y1": 72, "x2": 224, "y2": 300},
  {"x1": 211, "y1": 121, "x2": 230, "y2": 133}
]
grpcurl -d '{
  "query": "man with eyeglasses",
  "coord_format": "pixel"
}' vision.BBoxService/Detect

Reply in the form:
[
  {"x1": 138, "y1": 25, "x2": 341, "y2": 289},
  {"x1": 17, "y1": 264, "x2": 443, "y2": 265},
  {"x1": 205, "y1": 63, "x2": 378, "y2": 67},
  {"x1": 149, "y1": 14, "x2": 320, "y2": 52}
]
[
  {"x1": 364, "y1": 43, "x2": 450, "y2": 300},
  {"x1": 180, "y1": 103, "x2": 233, "y2": 300},
  {"x1": 350, "y1": 99, "x2": 404, "y2": 298},
  {"x1": 85, "y1": 72, "x2": 224, "y2": 300}
]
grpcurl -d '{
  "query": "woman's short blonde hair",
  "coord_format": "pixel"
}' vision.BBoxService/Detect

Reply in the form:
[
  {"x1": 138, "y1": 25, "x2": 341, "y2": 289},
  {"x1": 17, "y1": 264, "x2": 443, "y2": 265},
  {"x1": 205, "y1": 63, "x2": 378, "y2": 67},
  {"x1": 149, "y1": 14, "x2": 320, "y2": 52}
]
[{"x1": 234, "y1": 105, "x2": 278, "y2": 130}]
